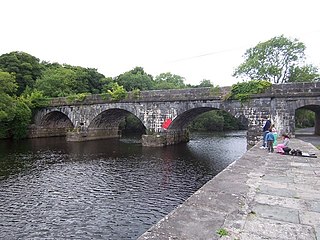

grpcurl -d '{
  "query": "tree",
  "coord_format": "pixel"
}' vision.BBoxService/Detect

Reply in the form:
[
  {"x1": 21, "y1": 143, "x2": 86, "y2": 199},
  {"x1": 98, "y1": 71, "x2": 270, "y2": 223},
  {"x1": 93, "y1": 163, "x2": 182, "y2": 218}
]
[
  {"x1": 153, "y1": 72, "x2": 186, "y2": 89},
  {"x1": 63, "y1": 65, "x2": 105, "y2": 94},
  {"x1": 0, "y1": 51, "x2": 43, "y2": 95},
  {"x1": 233, "y1": 35, "x2": 319, "y2": 83},
  {"x1": 0, "y1": 71, "x2": 32, "y2": 138},
  {"x1": 106, "y1": 82, "x2": 127, "y2": 101},
  {"x1": 115, "y1": 67, "x2": 154, "y2": 91},
  {"x1": 288, "y1": 65, "x2": 319, "y2": 82},
  {"x1": 35, "y1": 67, "x2": 78, "y2": 97},
  {"x1": 0, "y1": 71, "x2": 18, "y2": 95},
  {"x1": 197, "y1": 79, "x2": 213, "y2": 88}
]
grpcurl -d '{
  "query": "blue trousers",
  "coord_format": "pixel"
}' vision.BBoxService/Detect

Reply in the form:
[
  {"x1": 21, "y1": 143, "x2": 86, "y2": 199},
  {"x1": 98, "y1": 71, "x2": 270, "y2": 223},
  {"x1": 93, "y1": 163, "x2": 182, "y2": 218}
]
[{"x1": 262, "y1": 131, "x2": 268, "y2": 147}]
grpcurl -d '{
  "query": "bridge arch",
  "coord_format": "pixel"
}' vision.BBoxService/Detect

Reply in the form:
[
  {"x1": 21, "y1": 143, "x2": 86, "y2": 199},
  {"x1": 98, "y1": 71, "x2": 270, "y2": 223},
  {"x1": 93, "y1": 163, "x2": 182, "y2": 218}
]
[
  {"x1": 29, "y1": 110, "x2": 74, "y2": 138},
  {"x1": 40, "y1": 111, "x2": 74, "y2": 128},
  {"x1": 168, "y1": 107, "x2": 248, "y2": 133},
  {"x1": 294, "y1": 104, "x2": 320, "y2": 135},
  {"x1": 64, "y1": 108, "x2": 147, "y2": 141},
  {"x1": 88, "y1": 108, "x2": 146, "y2": 132}
]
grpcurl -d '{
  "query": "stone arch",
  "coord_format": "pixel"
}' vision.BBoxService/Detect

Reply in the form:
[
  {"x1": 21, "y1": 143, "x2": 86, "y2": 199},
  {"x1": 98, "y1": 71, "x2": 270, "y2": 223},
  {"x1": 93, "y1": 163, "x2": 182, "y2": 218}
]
[
  {"x1": 168, "y1": 107, "x2": 248, "y2": 131},
  {"x1": 40, "y1": 111, "x2": 74, "y2": 129},
  {"x1": 88, "y1": 108, "x2": 146, "y2": 132},
  {"x1": 295, "y1": 104, "x2": 320, "y2": 135},
  {"x1": 169, "y1": 107, "x2": 214, "y2": 130},
  {"x1": 29, "y1": 110, "x2": 74, "y2": 138}
]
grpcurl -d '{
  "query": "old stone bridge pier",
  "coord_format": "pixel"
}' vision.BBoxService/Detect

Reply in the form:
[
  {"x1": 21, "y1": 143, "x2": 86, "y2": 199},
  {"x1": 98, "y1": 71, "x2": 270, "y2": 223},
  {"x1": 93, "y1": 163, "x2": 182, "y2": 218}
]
[{"x1": 29, "y1": 82, "x2": 320, "y2": 147}]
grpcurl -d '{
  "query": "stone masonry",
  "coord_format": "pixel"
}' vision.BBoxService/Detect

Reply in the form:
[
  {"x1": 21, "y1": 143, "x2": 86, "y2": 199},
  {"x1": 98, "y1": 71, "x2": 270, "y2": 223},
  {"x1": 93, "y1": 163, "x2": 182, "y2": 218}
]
[{"x1": 30, "y1": 82, "x2": 320, "y2": 146}]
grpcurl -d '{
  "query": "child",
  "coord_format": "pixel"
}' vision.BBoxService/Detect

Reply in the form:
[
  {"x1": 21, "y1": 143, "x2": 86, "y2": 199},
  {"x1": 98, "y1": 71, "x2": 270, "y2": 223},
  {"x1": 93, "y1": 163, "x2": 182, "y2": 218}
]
[
  {"x1": 272, "y1": 127, "x2": 278, "y2": 147},
  {"x1": 276, "y1": 134, "x2": 290, "y2": 154},
  {"x1": 266, "y1": 130, "x2": 275, "y2": 153}
]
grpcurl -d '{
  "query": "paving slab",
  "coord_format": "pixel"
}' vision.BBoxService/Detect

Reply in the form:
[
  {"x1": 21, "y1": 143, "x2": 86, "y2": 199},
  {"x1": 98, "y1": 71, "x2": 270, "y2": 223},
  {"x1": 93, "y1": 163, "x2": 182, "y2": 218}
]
[{"x1": 138, "y1": 139, "x2": 320, "y2": 240}]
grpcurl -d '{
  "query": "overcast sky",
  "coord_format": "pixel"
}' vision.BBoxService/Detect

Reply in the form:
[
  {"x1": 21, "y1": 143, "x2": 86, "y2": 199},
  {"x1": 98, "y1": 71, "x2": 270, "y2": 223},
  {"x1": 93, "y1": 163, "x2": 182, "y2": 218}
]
[{"x1": 1, "y1": 0, "x2": 319, "y2": 86}]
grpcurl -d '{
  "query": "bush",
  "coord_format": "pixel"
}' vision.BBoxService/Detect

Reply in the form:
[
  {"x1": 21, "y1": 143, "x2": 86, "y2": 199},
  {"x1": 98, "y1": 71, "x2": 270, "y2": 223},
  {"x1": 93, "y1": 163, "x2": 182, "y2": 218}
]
[{"x1": 226, "y1": 80, "x2": 272, "y2": 102}]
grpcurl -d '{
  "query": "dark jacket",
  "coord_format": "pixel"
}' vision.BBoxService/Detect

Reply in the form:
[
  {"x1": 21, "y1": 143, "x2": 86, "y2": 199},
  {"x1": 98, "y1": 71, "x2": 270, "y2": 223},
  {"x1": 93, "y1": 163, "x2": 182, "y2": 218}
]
[{"x1": 263, "y1": 120, "x2": 271, "y2": 132}]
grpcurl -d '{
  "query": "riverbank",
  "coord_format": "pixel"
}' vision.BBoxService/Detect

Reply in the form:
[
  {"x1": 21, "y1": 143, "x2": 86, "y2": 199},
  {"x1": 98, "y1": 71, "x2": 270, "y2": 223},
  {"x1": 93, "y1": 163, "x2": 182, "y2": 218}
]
[{"x1": 138, "y1": 138, "x2": 320, "y2": 239}]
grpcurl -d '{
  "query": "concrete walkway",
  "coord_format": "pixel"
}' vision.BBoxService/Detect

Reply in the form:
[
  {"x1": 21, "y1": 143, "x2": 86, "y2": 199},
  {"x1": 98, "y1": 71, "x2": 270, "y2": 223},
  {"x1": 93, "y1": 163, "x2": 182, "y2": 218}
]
[{"x1": 138, "y1": 139, "x2": 320, "y2": 240}]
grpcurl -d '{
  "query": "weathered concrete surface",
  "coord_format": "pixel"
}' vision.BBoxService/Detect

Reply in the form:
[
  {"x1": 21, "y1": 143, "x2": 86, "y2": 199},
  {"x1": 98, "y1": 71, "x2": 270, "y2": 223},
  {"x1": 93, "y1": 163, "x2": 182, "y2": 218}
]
[{"x1": 138, "y1": 139, "x2": 320, "y2": 240}]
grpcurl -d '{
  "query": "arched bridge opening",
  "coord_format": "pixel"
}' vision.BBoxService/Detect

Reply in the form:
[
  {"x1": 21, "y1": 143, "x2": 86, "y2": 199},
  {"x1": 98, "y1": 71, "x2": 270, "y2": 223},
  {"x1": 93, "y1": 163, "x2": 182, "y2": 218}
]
[
  {"x1": 67, "y1": 108, "x2": 146, "y2": 141},
  {"x1": 143, "y1": 107, "x2": 248, "y2": 147},
  {"x1": 294, "y1": 105, "x2": 320, "y2": 136},
  {"x1": 29, "y1": 111, "x2": 74, "y2": 138}
]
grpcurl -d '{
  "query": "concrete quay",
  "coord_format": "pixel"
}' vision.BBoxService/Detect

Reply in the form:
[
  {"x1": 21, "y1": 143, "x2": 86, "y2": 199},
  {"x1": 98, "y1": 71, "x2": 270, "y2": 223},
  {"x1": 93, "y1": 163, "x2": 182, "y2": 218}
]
[{"x1": 138, "y1": 139, "x2": 320, "y2": 240}]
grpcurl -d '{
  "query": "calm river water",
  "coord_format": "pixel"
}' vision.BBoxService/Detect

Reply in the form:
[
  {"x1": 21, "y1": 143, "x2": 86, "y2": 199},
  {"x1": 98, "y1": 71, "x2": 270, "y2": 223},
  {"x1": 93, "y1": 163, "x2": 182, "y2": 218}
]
[{"x1": 0, "y1": 131, "x2": 246, "y2": 240}]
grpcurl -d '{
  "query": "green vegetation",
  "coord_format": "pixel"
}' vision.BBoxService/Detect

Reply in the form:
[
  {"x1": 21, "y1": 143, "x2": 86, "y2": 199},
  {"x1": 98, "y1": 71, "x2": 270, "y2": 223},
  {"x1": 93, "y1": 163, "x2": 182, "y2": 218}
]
[
  {"x1": 107, "y1": 83, "x2": 128, "y2": 101},
  {"x1": 189, "y1": 110, "x2": 246, "y2": 132},
  {"x1": 67, "y1": 93, "x2": 89, "y2": 103},
  {"x1": 216, "y1": 228, "x2": 229, "y2": 237},
  {"x1": 233, "y1": 35, "x2": 319, "y2": 83},
  {"x1": 295, "y1": 109, "x2": 315, "y2": 128},
  {"x1": 225, "y1": 80, "x2": 272, "y2": 102},
  {"x1": 153, "y1": 72, "x2": 186, "y2": 89}
]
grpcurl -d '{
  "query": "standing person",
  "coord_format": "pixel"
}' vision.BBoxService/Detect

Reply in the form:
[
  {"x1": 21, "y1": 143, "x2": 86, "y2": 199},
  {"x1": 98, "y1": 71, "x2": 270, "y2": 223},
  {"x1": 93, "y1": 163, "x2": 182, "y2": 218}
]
[
  {"x1": 260, "y1": 118, "x2": 271, "y2": 149},
  {"x1": 266, "y1": 130, "x2": 275, "y2": 153}
]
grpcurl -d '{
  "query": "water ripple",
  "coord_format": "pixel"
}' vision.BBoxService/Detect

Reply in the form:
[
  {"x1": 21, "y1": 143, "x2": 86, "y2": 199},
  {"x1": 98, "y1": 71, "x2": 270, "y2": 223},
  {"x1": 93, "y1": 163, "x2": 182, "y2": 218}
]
[{"x1": 0, "y1": 131, "x2": 246, "y2": 239}]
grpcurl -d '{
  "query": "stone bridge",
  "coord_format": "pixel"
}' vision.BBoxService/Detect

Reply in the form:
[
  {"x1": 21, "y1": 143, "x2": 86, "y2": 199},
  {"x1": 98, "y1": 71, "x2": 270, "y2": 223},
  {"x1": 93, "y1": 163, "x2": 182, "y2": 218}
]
[{"x1": 29, "y1": 82, "x2": 320, "y2": 147}]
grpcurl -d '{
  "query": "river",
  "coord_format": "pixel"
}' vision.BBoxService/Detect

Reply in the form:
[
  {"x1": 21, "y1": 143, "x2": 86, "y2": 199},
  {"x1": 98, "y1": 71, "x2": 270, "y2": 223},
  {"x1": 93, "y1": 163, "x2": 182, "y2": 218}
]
[{"x1": 0, "y1": 131, "x2": 247, "y2": 239}]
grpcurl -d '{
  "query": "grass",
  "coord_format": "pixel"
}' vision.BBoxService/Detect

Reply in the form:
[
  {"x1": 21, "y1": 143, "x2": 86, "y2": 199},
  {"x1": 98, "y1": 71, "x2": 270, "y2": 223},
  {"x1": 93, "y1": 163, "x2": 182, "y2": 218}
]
[{"x1": 216, "y1": 228, "x2": 229, "y2": 237}]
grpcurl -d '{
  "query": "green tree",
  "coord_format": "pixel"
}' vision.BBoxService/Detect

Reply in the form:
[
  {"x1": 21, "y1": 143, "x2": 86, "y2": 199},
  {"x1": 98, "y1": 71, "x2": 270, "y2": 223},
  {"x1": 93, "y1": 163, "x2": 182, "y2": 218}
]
[
  {"x1": 197, "y1": 79, "x2": 213, "y2": 87},
  {"x1": 190, "y1": 111, "x2": 224, "y2": 131},
  {"x1": 0, "y1": 71, "x2": 18, "y2": 95},
  {"x1": 0, "y1": 71, "x2": 32, "y2": 138},
  {"x1": 115, "y1": 66, "x2": 154, "y2": 91},
  {"x1": 189, "y1": 110, "x2": 245, "y2": 132},
  {"x1": 35, "y1": 67, "x2": 78, "y2": 97},
  {"x1": 288, "y1": 65, "x2": 319, "y2": 82},
  {"x1": 20, "y1": 87, "x2": 49, "y2": 108},
  {"x1": 107, "y1": 82, "x2": 127, "y2": 101},
  {"x1": 295, "y1": 109, "x2": 315, "y2": 128},
  {"x1": 0, "y1": 71, "x2": 17, "y2": 131},
  {"x1": 233, "y1": 35, "x2": 319, "y2": 83},
  {"x1": 0, "y1": 51, "x2": 43, "y2": 95},
  {"x1": 63, "y1": 65, "x2": 105, "y2": 94},
  {"x1": 10, "y1": 100, "x2": 32, "y2": 139},
  {"x1": 226, "y1": 80, "x2": 272, "y2": 102},
  {"x1": 153, "y1": 72, "x2": 186, "y2": 89}
]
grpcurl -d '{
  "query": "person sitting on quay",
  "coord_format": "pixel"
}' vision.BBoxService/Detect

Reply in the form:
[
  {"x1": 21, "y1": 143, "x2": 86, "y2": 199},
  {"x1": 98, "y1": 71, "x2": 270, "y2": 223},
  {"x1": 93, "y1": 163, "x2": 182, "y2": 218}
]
[{"x1": 276, "y1": 134, "x2": 290, "y2": 154}]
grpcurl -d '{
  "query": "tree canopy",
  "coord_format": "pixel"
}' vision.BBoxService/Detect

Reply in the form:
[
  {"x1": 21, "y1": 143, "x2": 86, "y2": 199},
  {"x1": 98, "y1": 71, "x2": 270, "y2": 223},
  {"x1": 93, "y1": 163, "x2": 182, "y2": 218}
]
[
  {"x1": 114, "y1": 66, "x2": 154, "y2": 91},
  {"x1": 153, "y1": 72, "x2": 186, "y2": 89},
  {"x1": 0, "y1": 51, "x2": 43, "y2": 95},
  {"x1": 233, "y1": 35, "x2": 319, "y2": 83}
]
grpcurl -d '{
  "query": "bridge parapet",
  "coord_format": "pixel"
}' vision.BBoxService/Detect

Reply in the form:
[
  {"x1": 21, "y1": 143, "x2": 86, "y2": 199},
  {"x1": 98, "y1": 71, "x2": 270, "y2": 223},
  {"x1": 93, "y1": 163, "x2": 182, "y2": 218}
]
[
  {"x1": 47, "y1": 82, "x2": 320, "y2": 107},
  {"x1": 48, "y1": 87, "x2": 231, "y2": 107},
  {"x1": 258, "y1": 82, "x2": 320, "y2": 98}
]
